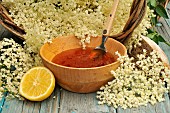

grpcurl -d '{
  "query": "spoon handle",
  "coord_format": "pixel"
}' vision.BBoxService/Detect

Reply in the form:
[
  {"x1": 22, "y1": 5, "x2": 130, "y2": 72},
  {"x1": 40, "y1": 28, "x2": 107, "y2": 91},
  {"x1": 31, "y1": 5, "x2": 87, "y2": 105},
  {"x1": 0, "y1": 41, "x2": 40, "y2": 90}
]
[{"x1": 103, "y1": 0, "x2": 119, "y2": 36}]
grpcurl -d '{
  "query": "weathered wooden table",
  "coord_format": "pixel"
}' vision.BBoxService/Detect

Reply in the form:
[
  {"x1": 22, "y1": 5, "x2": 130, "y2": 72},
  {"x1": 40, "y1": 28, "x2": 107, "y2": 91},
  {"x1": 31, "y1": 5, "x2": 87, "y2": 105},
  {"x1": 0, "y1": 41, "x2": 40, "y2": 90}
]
[{"x1": 0, "y1": 5, "x2": 170, "y2": 113}]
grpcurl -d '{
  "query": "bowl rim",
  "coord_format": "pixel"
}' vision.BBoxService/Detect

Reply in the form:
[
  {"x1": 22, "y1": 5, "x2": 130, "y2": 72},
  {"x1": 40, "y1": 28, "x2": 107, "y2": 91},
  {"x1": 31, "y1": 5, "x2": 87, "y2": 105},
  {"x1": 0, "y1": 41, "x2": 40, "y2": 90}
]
[{"x1": 39, "y1": 36, "x2": 127, "y2": 70}]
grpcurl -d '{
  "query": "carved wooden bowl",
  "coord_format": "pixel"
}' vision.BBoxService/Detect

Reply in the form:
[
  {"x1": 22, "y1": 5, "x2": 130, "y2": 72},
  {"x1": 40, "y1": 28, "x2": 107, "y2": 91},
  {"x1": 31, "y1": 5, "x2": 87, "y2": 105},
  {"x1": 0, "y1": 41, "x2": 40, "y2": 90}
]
[{"x1": 40, "y1": 35, "x2": 127, "y2": 93}]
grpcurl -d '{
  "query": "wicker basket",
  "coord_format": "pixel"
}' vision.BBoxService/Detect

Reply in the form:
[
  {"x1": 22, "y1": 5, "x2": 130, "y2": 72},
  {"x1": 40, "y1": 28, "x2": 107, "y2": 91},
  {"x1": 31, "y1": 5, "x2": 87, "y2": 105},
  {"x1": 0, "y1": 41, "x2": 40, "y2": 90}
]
[{"x1": 0, "y1": 0, "x2": 169, "y2": 41}]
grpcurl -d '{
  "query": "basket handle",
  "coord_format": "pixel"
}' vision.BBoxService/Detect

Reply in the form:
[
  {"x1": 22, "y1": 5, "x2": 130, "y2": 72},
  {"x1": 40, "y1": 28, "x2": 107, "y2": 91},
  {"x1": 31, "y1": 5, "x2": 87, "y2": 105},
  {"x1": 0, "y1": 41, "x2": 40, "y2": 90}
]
[
  {"x1": 0, "y1": 4, "x2": 25, "y2": 40},
  {"x1": 109, "y1": 0, "x2": 147, "y2": 42}
]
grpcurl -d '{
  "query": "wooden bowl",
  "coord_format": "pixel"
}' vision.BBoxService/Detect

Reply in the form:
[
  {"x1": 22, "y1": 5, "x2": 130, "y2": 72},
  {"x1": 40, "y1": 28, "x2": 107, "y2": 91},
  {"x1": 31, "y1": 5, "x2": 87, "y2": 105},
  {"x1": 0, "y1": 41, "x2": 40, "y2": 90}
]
[
  {"x1": 140, "y1": 36, "x2": 170, "y2": 70},
  {"x1": 40, "y1": 35, "x2": 127, "y2": 93}
]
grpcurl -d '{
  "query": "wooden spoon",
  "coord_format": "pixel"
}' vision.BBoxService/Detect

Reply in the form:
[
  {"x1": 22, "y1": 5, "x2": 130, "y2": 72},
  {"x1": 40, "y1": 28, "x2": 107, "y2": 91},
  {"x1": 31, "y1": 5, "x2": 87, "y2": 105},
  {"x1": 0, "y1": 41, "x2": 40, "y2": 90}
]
[{"x1": 89, "y1": 0, "x2": 120, "y2": 59}]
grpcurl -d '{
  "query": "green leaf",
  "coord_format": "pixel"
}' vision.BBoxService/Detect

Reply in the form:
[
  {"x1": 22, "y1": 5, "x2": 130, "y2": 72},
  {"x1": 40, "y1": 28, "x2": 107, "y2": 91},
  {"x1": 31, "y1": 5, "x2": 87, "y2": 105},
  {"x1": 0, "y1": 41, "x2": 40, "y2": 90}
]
[
  {"x1": 165, "y1": 41, "x2": 170, "y2": 46},
  {"x1": 147, "y1": 2, "x2": 153, "y2": 9},
  {"x1": 155, "y1": 5, "x2": 169, "y2": 19},
  {"x1": 158, "y1": 35, "x2": 170, "y2": 46},
  {"x1": 151, "y1": 17, "x2": 158, "y2": 25},
  {"x1": 148, "y1": 31, "x2": 170, "y2": 46},
  {"x1": 157, "y1": 0, "x2": 166, "y2": 3},
  {"x1": 150, "y1": 0, "x2": 157, "y2": 7},
  {"x1": 156, "y1": 35, "x2": 170, "y2": 46},
  {"x1": 152, "y1": 35, "x2": 159, "y2": 44},
  {"x1": 147, "y1": 29, "x2": 154, "y2": 34},
  {"x1": 147, "y1": 33, "x2": 156, "y2": 39},
  {"x1": 157, "y1": 35, "x2": 166, "y2": 42},
  {"x1": 151, "y1": 34, "x2": 167, "y2": 45}
]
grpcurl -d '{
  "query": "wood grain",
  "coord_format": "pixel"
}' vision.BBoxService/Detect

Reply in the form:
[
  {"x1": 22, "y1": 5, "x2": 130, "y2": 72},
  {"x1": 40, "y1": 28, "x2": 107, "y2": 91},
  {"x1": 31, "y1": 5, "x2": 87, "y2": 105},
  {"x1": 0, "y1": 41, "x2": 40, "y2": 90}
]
[
  {"x1": 0, "y1": 3, "x2": 170, "y2": 113},
  {"x1": 117, "y1": 94, "x2": 170, "y2": 113},
  {"x1": 59, "y1": 89, "x2": 116, "y2": 113},
  {"x1": 156, "y1": 18, "x2": 170, "y2": 61}
]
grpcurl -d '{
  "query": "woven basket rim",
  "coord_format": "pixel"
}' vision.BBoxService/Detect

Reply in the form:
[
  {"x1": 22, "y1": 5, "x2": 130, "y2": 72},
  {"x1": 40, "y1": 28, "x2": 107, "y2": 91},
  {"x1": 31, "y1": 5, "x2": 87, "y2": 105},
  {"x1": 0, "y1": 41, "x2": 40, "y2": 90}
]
[{"x1": 0, "y1": 0, "x2": 169, "y2": 41}]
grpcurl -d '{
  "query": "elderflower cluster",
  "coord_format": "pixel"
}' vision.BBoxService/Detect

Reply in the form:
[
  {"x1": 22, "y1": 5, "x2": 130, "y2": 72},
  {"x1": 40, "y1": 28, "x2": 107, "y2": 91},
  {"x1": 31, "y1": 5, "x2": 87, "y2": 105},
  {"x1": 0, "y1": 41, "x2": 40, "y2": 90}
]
[
  {"x1": 97, "y1": 50, "x2": 170, "y2": 109},
  {"x1": 124, "y1": 7, "x2": 154, "y2": 53},
  {"x1": 2, "y1": 0, "x2": 153, "y2": 65},
  {"x1": 0, "y1": 38, "x2": 34, "y2": 99}
]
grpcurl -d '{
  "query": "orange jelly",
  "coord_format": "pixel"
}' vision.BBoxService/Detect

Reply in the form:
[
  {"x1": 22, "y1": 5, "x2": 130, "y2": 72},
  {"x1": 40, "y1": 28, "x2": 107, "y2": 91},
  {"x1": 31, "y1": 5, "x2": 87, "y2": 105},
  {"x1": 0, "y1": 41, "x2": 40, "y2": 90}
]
[{"x1": 51, "y1": 47, "x2": 116, "y2": 68}]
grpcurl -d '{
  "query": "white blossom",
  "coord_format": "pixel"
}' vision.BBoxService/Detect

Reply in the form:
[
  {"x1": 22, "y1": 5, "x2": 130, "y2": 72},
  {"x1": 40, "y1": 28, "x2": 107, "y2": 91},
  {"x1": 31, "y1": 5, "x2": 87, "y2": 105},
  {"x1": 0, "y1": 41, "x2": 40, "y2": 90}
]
[
  {"x1": 0, "y1": 38, "x2": 34, "y2": 100},
  {"x1": 97, "y1": 50, "x2": 170, "y2": 109}
]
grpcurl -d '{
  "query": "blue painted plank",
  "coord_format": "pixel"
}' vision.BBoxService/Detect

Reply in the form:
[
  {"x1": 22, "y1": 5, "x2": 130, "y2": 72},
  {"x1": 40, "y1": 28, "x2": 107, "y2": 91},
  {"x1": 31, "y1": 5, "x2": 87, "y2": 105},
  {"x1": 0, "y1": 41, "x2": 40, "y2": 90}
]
[
  {"x1": 0, "y1": 97, "x2": 5, "y2": 113},
  {"x1": 1, "y1": 86, "x2": 60, "y2": 113},
  {"x1": 1, "y1": 98, "x2": 24, "y2": 113},
  {"x1": 0, "y1": 92, "x2": 7, "y2": 113}
]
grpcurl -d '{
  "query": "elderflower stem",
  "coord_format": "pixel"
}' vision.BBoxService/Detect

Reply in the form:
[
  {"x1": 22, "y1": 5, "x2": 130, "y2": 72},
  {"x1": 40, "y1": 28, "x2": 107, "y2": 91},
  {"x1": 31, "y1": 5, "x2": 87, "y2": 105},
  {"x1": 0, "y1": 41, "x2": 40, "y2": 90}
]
[{"x1": 97, "y1": 50, "x2": 170, "y2": 109}]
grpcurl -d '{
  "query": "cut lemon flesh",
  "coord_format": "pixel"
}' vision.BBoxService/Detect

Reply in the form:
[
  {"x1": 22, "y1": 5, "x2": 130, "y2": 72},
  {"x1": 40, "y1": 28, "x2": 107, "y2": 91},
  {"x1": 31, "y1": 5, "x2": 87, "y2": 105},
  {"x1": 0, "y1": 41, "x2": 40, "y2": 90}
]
[{"x1": 19, "y1": 67, "x2": 55, "y2": 101}]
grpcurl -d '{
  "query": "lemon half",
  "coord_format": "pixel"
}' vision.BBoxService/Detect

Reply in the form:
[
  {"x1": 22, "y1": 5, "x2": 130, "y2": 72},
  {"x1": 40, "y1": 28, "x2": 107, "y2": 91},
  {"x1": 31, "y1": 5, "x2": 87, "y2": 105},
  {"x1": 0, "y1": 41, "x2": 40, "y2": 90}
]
[{"x1": 19, "y1": 67, "x2": 55, "y2": 101}]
